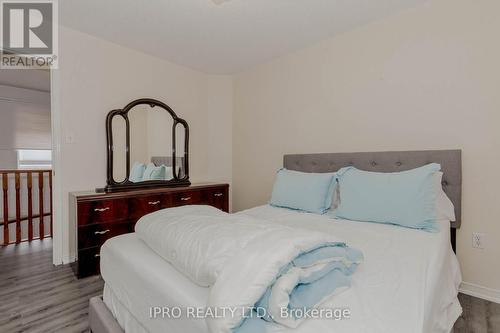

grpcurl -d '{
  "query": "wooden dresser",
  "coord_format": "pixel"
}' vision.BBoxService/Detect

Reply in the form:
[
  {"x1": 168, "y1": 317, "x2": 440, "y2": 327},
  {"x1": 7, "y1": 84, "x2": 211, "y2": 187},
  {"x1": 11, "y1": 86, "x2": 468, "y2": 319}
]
[{"x1": 70, "y1": 183, "x2": 229, "y2": 278}]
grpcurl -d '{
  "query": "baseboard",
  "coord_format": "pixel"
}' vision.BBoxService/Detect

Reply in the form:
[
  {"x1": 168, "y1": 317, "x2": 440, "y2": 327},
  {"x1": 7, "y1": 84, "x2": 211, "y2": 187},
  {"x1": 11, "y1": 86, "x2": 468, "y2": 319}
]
[{"x1": 460, "y1": 282, "x2": 500, "y2": 304}]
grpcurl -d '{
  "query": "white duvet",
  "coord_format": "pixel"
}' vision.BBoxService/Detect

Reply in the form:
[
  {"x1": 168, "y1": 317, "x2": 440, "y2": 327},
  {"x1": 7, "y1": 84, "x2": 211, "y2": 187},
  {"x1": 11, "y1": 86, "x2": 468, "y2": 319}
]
[
  {"x1": 239, "y1": 205, "x2": 462, "y2": 333},
  {"x1": 101, "y1": 204, "x2": 462, "y2": 333},
  {"x1": 135, "y1": 205, "x2": 361, "y2": 333}
]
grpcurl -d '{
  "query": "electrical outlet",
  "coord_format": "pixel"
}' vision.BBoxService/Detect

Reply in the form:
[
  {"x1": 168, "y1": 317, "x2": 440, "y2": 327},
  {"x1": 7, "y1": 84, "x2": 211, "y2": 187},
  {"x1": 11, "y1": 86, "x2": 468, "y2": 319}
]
[{"x1": 472, "y1": 232, "x2": 485, "y2": 249}]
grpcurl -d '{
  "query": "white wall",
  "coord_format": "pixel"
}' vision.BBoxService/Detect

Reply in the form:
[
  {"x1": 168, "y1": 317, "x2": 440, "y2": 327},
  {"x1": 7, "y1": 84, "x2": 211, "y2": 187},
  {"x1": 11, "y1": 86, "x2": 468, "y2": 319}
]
[
  {"x1": 56, "y1": 27, "x2": 232, "y2": 262},
  {"x1": 205, "y1": 75, "x2": 233, "y2": 199},
  {"x1": 233, "y1": 0, "x2": 500, "y2": 293}
]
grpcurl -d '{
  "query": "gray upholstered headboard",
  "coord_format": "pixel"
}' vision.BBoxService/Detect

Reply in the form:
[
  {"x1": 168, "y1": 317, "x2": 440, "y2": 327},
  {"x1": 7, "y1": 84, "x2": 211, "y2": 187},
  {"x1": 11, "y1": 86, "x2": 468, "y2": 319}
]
[
  {"x1": 284, "y1": 150, "x2": 462, "y2": 229},
  {"x1": 151, "y1": 156, "x2": 184, "y2": 168}
]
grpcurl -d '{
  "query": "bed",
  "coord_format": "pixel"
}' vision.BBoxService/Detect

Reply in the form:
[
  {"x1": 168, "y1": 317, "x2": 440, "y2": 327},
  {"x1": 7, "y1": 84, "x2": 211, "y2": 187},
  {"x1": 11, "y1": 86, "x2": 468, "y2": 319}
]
[{"x1": 90, "y1": 150, "x2": 463, "y2": 333}]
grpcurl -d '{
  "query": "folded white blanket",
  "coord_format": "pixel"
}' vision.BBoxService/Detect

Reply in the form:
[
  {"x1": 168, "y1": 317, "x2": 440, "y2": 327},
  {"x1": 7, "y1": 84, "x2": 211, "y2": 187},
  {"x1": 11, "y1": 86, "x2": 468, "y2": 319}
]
[
  {"x1": 135, "y1": 205, "x2": 362, "y2": 333},
  {"x1": 136, "y1": 205, "x2": 271, "y2": 286}
]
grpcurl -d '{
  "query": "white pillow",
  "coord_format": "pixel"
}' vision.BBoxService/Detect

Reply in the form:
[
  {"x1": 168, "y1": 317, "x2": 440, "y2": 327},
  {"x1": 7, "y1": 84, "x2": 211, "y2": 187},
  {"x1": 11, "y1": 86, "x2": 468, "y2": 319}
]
[
  {"x1": 434, "y1": 172, "x2": 456, "y2": 221},
  {"x1": 330, "y1": 179, "x2": 340, "y2": 210},
  {"x1": 165, "y1": 166, "x2": 174, "y2": 180}
]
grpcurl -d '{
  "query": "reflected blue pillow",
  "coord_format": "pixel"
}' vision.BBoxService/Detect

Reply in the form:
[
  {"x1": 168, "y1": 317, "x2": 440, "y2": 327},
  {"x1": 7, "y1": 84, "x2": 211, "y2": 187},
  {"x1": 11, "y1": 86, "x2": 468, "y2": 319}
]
[
  {"x1": 142, "y1": 163, "x2": 167, "y2": 181},
  {"x1": 334, "y1": 163, "x2": 441, "y2": 231},
  {"x1": 164, "y1": 166, "x2": 174, "y2": 180},
  {"x1": 129, "y1": 162, "x2": 146, "y2": 182},
  {"x1": 270, "y1": 169, "x2": 336, "y2": 214}
]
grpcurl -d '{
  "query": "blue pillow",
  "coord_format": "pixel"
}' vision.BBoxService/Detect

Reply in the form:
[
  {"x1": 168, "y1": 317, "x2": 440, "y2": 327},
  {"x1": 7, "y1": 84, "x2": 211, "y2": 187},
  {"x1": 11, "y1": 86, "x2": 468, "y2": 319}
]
[
  {"x1": 164, "y1": 166, "x2": 174, "y2": 180},
  {"x1": 270, "y1": 169, "x2": 336, "y2": 214},
  {"x1": 142, "y1": 163, "x2": 167, "y2": 181},
  {"x1": 129, "y1": 162, "x2": 146, "y2": 182},
  {"x1": 334, "y1": 163, "x2": 441, "y2": 231}
]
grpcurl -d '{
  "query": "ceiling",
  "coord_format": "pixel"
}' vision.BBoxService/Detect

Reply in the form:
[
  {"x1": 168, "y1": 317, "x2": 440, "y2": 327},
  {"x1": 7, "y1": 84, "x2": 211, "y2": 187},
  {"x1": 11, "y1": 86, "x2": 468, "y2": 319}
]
[{"x1": 60, "y1": 0, "x2": 426, "y2": 74}]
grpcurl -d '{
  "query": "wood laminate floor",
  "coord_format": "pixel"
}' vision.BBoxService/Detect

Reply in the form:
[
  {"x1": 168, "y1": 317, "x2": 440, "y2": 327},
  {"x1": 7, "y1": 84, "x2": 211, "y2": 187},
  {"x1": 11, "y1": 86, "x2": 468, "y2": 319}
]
[
  {"x1": 0, "y1": 240, "x2": 103, "y2": 333},
  {"x1": 454, "y1": 293, "x2": 500, "y2": 333},
  {"x1": 0, "y1": 240, "x2": 499, "y2": 333}
]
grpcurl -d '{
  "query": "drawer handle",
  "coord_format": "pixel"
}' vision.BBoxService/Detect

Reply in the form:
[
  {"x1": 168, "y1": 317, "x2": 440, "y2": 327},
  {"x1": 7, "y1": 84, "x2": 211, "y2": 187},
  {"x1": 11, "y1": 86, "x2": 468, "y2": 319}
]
[
  {"x1": 148, "y1": 201, "x2": 161, "y2": 205},
  {"x1": 181, "y1": 196, "x2": 191, "y2": 201},
  {"x1": 94, "y1": 254, "x2": 100, "y2": 258},
  {"x1": 94, "y1": 207, "x2": 110, "y2": 212},
  {"x1": 214, "y1": 193, "x2": 223, "y2": 197},
  {"x1": 95, "y1": 229, "x2": 110, "y2": 235}
]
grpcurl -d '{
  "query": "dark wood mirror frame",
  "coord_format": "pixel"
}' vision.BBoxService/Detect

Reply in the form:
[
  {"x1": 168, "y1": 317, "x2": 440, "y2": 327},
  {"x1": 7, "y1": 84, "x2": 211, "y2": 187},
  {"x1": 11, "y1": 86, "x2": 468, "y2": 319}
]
[{"x1": 104, "y1": 98, "x2": 190, "y2": 193}]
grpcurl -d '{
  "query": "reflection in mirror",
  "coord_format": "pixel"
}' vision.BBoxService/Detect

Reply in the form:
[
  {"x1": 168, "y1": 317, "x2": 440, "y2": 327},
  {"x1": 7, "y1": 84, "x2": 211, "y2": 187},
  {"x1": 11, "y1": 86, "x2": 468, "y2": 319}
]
[
  {"x1": 111, "y1": 115, "x2": 127, "y2": 183},
  {"x1": 175, "y1": 123, "x2": 186, "y2": 179},
  {"x1": 127, "y1": 105, "x2": 174, "y2": 182}
]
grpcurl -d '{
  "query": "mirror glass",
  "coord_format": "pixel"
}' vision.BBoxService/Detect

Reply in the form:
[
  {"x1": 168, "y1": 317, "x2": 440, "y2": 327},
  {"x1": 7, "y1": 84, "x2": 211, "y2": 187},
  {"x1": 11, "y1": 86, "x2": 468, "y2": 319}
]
[
  {"x1": 175, "y1": 123, "x2": 187, "y2": 179},
  {"x1": 111, "y1": 115, "x2": 127, "y2": 183},
  {"x1": 120, "y1": 105, "x2": 175, "y2": 183}
]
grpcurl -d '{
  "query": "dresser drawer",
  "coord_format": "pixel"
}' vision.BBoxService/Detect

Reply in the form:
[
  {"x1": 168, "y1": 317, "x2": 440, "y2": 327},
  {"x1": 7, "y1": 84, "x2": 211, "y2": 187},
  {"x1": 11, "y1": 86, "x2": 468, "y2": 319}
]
[
  {"x1": 172, "y1": 190, "x2": 206, "y2": 206},
  {"x1": 78, "y1": 222, "x2": 132, "y2": 250},
  {"x1": 78, "y1": 199, "x2": 129, "y2": 226},
  {"x1": 205, "y1": 187, "x2": 229, "y2": 212},
  {"x1": 70, "y1": 183, "x2": 229, "y2": 279},
  {"x1": 129, "y1": 194, "x2": 172, "y2": 219},
  {"x1": 76, "y1": 246, "x2": 101, "y2": 278}
]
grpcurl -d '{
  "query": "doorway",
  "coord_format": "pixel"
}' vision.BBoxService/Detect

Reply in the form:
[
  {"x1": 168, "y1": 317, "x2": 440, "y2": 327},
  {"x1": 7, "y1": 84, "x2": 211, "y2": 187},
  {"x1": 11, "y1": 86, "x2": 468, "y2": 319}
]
[{"x1": 0, "y1": 69, "x2": 53, "y2": 249}]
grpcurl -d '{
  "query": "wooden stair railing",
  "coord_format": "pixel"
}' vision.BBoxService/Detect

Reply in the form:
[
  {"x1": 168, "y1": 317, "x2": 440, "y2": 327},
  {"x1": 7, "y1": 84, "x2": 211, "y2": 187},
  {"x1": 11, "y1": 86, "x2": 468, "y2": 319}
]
[{"x1": 1, "y1": 169, "x2": 53, "y2": 245}]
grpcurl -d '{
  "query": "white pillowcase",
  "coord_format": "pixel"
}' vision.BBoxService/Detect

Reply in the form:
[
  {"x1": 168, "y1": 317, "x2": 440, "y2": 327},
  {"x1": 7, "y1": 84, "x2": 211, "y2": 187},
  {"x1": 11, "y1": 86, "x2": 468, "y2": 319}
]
[{"x1": 434, "y1": 172, "x2": 456, "y2": 221}]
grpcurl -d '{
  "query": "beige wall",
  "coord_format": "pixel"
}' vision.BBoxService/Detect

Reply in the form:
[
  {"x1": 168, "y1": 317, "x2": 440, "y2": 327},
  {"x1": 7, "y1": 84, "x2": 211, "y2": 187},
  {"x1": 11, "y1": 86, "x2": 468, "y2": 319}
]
[
  {"x1": 233, "y1": 0, "x2": 500, "y2": 292},
  {"x1": 57, "y1": 27, "x2": 232, "y2": 262}
]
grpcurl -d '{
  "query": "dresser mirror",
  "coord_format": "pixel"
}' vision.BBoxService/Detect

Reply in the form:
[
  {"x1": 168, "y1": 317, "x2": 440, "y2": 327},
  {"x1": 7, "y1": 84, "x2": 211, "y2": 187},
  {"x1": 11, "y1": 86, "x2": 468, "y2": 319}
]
[{"x1": 104, "y1": 98, "x2": 190, "y2": 192}]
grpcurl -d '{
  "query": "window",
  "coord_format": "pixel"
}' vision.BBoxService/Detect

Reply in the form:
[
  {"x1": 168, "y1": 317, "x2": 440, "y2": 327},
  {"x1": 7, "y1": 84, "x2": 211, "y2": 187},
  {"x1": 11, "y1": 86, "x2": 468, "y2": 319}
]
[{"x1": 17, "y1": 150, "x2": 52, "y2": 169}]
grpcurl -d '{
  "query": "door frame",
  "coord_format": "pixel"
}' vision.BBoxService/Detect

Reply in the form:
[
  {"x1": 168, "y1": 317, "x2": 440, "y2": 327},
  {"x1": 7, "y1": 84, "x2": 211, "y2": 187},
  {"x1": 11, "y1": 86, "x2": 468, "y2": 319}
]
[{"x1": 50, "y1": 67, "x2": 63, "y2": 265}]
